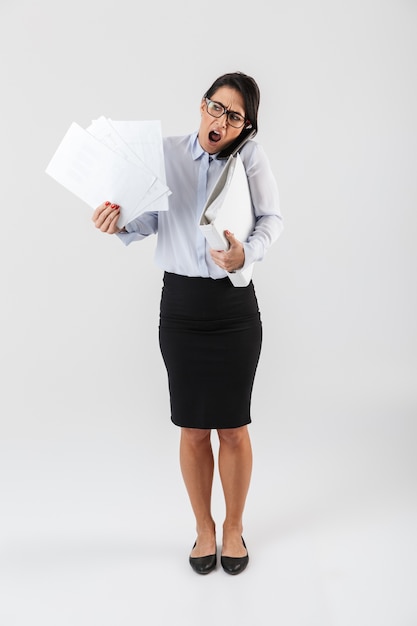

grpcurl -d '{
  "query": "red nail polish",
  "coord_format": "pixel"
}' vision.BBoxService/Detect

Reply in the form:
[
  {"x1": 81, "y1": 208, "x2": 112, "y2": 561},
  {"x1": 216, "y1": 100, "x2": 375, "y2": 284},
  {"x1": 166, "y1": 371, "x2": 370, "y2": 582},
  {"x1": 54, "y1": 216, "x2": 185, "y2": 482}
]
[{"x1": 105, "y1": 201, "x2": 110, "y2": 206}]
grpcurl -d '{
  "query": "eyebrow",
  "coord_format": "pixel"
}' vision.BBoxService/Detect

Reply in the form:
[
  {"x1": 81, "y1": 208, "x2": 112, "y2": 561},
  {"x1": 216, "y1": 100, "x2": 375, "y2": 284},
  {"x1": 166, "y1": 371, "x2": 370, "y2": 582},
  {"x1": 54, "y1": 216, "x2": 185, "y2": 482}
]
[{"x1": 212, "y1": 99, "x2": 245, "y2": 117}]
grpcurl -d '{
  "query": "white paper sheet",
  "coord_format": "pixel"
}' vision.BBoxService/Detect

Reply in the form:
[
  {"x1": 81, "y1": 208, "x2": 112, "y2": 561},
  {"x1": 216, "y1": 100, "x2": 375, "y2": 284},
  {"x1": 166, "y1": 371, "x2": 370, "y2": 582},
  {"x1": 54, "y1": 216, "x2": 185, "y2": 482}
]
[
  {"x1": 45, "y1": 119, "x2": 170, "y2": 227},
  {"x1": 87, "y1": 117, "x2": 170, "y2": 215}
]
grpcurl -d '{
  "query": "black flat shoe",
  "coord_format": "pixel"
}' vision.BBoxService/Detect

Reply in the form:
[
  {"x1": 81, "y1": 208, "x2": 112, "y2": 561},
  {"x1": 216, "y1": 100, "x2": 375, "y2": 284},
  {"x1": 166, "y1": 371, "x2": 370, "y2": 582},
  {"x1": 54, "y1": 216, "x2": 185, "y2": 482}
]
[
  {"x1": 189, "y1": 543, "x2": 217, "y2": 575},
  {"x1": 221, "y1": 537, "x2": 249, "y2": 575}
]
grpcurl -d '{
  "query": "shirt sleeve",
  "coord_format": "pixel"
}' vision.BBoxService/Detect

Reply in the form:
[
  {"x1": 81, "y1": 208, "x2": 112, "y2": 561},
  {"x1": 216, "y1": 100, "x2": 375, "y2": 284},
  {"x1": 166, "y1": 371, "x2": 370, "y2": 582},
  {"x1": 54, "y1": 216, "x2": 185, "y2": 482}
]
[
  {"x1": 116, "y1": 211, "x2": 159, "y2": 246},
  {"x1": 241, "y1": 143, "x2": 283, "y2": 269}
]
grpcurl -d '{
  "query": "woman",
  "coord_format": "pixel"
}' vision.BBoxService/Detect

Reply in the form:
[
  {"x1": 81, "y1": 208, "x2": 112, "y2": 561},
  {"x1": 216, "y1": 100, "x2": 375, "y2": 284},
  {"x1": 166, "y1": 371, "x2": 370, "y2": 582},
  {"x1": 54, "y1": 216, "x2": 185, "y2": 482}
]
[{"x1": 92, "y1": 71, "x2": 283, "y2": 575}]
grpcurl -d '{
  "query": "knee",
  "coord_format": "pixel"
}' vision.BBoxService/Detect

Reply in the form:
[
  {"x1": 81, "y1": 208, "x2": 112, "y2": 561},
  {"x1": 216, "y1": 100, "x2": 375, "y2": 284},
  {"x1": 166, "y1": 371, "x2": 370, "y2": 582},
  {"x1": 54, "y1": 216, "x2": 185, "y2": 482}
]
[
  {"x1": 181, "y1": 427, "x2": 211, "y2": 448},
  {"x1": 217, "y1": 426, "x2": 249, "y2": 448}
]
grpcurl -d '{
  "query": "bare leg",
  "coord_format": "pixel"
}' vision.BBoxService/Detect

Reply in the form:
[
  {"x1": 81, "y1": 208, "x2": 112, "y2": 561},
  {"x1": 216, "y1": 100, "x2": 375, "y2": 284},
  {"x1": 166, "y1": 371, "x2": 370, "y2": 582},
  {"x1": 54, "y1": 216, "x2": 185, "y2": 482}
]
[
  {"x1": 180, "y1": 427, "x2": 216, "y2": 557},
  {"x1": 217, "y1": 425, "x2": 252, "y2": 557}
]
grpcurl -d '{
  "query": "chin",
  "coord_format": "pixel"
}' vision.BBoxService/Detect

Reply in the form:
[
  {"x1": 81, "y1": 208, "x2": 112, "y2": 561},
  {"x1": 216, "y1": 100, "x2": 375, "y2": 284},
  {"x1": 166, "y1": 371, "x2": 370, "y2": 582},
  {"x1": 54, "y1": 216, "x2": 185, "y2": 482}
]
[
  {"x1": 210, "y1": 140, "x2": 227, "y2": 153},
  {"x1": 205, "y1": 140, "x2": 219, "y2": 152}
]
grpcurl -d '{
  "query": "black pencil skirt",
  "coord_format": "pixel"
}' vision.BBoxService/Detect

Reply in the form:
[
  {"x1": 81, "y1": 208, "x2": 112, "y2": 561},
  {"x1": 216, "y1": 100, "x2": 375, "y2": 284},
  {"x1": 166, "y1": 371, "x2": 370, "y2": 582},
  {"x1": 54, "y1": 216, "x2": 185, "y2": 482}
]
[{"x1": 158, "y1": 272, "x2": 262, "y2": 429}]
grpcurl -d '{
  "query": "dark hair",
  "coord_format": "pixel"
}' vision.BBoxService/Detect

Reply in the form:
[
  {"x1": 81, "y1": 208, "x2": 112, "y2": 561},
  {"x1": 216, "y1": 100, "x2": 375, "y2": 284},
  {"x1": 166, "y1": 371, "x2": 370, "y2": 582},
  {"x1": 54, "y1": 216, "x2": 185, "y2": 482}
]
[{"x1": 204, "y1": 71, "x2": 260, "y2": 159}]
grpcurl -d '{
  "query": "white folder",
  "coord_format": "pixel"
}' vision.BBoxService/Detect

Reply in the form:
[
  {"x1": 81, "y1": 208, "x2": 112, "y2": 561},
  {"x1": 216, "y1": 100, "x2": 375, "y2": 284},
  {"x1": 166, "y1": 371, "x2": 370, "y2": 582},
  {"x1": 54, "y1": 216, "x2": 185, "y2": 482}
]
[{"x1": 199, "y1": 153, "x2": 255, "y2": 287}]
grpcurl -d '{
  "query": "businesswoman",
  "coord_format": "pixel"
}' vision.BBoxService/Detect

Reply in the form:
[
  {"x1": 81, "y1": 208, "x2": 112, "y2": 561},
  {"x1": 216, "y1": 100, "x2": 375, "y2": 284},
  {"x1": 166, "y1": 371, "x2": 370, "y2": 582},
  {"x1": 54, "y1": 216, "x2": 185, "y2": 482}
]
[{"x1": 92, "y1": 71, "x2": 282, "y2": 575}]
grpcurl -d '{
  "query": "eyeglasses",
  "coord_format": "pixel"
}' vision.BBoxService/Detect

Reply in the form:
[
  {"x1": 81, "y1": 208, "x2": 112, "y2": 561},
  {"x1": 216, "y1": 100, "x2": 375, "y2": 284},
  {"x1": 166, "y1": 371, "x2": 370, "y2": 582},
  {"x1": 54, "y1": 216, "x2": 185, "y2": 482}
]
[{"x1": 205, "y1": 97, "x2": 249, "y2": 129}]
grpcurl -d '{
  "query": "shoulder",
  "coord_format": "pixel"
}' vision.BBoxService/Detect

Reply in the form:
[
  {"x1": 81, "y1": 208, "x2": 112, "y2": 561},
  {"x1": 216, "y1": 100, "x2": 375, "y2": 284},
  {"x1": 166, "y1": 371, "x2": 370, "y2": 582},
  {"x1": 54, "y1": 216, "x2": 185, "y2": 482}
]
[
  {"x1": 240, "y1": 139, "x2": 265, "y2": 159},
  {"x1": 239, "y1": 139, "x2": 269, "y2": 172},
  {"x1": 163, "y1": 133, "x2": 194, "y2": 153}
]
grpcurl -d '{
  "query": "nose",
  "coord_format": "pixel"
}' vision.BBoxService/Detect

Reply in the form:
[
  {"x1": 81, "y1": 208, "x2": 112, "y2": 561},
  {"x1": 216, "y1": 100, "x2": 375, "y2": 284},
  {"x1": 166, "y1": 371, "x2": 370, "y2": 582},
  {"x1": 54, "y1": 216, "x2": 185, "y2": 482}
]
[{"x1": 219, "y1": 112, "x2": 229, "y2": 128}]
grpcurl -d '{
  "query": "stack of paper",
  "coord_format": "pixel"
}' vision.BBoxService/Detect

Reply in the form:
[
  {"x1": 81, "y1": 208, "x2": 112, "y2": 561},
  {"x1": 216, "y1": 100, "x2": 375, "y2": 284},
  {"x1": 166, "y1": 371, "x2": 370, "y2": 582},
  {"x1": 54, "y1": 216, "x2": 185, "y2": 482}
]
[{"x1": 45, "y1": 117, "x2": 171, "y2": 227}]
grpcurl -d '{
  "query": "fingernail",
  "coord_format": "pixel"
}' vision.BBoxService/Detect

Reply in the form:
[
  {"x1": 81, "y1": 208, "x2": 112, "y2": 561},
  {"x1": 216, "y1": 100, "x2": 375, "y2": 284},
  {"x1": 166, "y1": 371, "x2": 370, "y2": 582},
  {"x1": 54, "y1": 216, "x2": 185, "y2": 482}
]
[{"x1": 105, "y1": 201, "x2": 111, "y2": 206}]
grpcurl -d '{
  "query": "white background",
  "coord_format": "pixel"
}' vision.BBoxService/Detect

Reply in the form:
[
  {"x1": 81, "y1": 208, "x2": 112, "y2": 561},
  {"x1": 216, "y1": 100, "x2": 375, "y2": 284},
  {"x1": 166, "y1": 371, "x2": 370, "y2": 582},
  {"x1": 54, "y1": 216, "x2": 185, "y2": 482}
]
[{"x1": 1, "y1": 1, "x2": 416, "y2": 624}]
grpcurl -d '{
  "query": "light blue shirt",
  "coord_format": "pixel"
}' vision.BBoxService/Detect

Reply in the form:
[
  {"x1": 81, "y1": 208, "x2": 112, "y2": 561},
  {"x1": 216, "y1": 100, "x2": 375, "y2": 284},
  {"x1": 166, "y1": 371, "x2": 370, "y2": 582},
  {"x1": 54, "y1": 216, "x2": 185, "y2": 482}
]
[{"x1": 118, "y1": 132, "x2": 283, "y2": 279}]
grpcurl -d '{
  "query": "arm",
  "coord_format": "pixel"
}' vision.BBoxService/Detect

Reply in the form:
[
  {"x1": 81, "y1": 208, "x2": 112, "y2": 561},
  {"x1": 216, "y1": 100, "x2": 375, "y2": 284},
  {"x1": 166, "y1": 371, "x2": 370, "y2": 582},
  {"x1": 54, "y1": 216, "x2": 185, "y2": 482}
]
[
  {"x1": 242, "y1": 214, "x2": 283, "y2": 269},
  {"x1": 241, "y1": 143, "x2": 283, "y2": 269}
]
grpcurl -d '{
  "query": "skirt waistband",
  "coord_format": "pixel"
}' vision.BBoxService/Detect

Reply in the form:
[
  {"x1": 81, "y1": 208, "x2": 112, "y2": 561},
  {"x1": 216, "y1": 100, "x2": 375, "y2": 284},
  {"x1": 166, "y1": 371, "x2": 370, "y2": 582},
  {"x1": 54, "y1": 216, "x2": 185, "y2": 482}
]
[{"x1": 160, "y1": 272, "x2": 260, "y2": 321}]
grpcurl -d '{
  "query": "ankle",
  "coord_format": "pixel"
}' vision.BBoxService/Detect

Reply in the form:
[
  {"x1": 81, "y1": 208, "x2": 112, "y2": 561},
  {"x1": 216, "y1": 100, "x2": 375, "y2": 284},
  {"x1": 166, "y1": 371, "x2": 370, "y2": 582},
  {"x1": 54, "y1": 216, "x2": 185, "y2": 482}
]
[
  {"x1": 196, "y1": 521, "x2": 216, "y2": 537},
  {"x1": 223, "y1": 522, "x2": 243, "y2": 536}
]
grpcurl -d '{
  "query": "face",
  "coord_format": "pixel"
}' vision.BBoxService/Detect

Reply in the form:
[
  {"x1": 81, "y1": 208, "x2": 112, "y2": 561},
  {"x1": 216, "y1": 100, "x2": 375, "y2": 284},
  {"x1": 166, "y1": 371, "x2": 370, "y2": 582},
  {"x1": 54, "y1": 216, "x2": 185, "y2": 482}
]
[{"x1": 198, "y1": 86, "x2": 246, "y2": 154}]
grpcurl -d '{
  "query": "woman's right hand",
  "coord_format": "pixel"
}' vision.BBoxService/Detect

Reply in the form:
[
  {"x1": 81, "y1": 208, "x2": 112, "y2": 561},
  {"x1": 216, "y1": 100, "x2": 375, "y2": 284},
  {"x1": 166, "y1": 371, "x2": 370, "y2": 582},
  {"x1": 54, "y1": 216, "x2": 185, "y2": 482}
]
[{"x1": 92, "y1": 201, "x2": 122, "y2": 234}]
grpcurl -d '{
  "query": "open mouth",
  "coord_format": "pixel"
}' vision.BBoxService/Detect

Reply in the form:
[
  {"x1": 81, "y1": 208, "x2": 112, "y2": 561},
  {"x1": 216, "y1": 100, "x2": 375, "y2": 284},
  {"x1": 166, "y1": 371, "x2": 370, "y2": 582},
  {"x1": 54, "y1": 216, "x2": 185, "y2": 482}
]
[{"x1": 209, "y1": 130, "x2": 221, "y2": 143}]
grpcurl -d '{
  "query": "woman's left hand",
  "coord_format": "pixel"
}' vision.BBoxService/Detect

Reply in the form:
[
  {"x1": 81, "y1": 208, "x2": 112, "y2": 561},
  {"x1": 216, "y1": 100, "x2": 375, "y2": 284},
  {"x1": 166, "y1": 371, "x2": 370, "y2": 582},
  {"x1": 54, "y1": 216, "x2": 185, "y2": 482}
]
[{"x1": 210, "y1": 230, "x2": 245, "y2": 273}]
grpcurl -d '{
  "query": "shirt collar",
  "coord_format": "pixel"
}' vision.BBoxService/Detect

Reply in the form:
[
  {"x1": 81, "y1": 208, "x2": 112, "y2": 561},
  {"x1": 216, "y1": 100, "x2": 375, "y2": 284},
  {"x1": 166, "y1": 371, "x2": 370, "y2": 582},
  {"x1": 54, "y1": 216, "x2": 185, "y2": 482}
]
[{"x1": 190, "y1": 132, "x2": 205, "y2": 161}]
